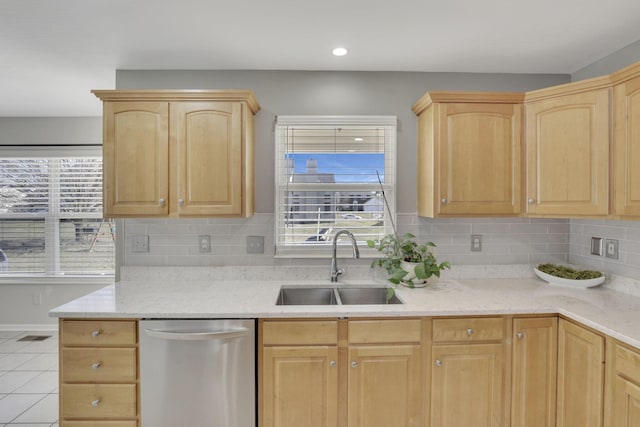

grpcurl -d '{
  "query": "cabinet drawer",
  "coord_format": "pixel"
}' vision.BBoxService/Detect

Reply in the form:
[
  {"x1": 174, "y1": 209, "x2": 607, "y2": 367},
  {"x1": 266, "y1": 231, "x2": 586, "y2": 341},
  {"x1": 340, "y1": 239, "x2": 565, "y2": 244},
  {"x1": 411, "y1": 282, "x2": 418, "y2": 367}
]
[
  {"x1": 64, "y1": 422, "x2": 138, "y2": 427},
  {"x1": 262, "y1": 320, "x2": 337, "y2": 345},
  {"x1": 62, "y1": 320, "x2": 137, "y2": 347},
  {"x1": 433, "y1": 317, "x2": 505, "y2": 342},
  {"x1": 615, "y1": 342, "x2": 640, "y2": 383},
  {"x1": 62, "y1": 348, "x2": 137, "y2": 383},
  {"x1": 349, "y1": 319, "x2": 422, "y2": 344},
  {"x1": 61, "y1": 384, "x2": 137, "y2": 419}
]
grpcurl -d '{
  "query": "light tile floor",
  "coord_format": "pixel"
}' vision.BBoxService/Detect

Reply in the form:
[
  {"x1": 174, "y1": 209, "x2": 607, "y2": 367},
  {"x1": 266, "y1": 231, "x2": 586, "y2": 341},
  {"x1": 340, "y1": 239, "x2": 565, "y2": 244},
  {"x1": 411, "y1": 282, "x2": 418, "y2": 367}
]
[{"x1": 0, "y1": 330, "x2": 58, "y2": 427}]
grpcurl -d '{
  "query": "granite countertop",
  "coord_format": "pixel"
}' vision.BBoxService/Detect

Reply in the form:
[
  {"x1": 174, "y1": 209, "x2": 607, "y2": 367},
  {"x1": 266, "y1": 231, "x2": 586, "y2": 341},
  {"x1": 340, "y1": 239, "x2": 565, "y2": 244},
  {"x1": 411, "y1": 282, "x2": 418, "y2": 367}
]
[{"x1": 49, "y1": 272, "x2": 640, "y2": 349}]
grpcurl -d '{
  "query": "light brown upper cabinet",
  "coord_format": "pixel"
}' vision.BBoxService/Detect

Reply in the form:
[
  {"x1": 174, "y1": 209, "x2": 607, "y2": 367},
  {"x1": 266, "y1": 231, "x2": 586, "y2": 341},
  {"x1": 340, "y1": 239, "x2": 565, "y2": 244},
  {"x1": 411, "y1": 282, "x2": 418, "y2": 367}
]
[
  {"x1": 92, "y1": 90, "x2": 260, "y2": 218},
  {"x1": 612, "y1": 62, "x2": 640, "y2": 219},
  {"x1": 413, "y1": 92, "x2": 524, "y2": 217},
  {"x1": 524, "y1": 79, "x2": 610, "y2": 217}
]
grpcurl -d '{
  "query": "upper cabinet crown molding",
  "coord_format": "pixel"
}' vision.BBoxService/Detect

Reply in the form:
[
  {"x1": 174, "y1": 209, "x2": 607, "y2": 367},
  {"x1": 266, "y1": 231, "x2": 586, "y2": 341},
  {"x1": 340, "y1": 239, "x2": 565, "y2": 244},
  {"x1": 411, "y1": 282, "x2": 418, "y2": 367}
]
[
  {"x1": 92, "y1": 89, "x2": 261, "y2": 114},
  {"x1": 412, "y1": 91, "x2": 525, "y2": 115},
  {"x1": 610, "y1": 60, "x2": 640, "y2": 85},
  {"x1": 524, "y1": 75, "x2": 612, "y2": 103}
]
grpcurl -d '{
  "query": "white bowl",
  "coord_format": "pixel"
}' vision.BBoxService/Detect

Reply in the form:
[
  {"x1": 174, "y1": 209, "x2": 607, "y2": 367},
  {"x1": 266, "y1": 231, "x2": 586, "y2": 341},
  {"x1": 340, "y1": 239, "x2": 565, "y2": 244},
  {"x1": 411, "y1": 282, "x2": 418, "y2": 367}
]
[{"x1": 533, "y1": 268, "x2": 605, "y2": 289}]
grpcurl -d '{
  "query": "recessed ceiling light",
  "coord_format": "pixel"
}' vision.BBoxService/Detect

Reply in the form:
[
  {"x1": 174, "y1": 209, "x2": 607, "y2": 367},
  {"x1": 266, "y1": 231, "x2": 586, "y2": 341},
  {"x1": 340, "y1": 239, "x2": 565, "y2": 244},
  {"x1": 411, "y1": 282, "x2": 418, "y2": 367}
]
[
  {"x1": 354, "y1": 137, "x2": 364, "y2": 141},
  {"x1": 332, "y1": 47, "x2": 348, "y2": 57}
]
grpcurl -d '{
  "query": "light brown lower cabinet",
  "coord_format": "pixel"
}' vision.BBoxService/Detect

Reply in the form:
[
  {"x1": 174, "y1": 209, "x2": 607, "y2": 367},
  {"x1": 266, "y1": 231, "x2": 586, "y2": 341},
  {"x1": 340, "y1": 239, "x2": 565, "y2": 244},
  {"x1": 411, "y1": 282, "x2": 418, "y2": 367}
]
[
  {"x1": 511, "y1": 317, "x2": 558, "y2": 427},
  {"x1": 260, "y1": 319, "x2": 424, "y2": 427},
  {"x1": 557, "y1": 318, "x2": 605, "y2": 427},
  {"x1": 607, "y1": 339, "x2": 640, "y2": 427},
  {"x1": 430, "y1": 317, "x2": 507, "y2": 427},
  {"x1": 59, "y1": 319, "x2": 139, "y2": 427}
]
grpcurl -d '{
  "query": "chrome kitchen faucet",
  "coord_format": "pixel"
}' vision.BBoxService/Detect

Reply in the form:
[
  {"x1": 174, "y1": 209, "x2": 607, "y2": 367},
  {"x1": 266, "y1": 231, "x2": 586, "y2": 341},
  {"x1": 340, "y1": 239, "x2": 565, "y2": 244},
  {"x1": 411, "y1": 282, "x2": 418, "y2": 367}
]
[{"x1": 330, "y1": 229, "x2": 360, "y2": 282}]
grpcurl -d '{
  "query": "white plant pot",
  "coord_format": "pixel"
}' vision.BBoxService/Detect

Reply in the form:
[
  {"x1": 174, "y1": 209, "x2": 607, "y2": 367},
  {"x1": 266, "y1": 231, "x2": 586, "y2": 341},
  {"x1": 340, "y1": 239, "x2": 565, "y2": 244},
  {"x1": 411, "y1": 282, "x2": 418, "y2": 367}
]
[{"x1": 400, "y1": 261, "x2": 428, "y2": 288}]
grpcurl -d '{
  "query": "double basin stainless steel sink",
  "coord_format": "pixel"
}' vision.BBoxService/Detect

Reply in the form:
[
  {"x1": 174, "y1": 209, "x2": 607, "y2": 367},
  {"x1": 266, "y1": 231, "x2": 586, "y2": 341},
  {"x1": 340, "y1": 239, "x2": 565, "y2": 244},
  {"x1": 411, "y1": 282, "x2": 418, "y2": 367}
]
[{"x1": 276, "y1": 286, "x2": 402, "y2": 305}]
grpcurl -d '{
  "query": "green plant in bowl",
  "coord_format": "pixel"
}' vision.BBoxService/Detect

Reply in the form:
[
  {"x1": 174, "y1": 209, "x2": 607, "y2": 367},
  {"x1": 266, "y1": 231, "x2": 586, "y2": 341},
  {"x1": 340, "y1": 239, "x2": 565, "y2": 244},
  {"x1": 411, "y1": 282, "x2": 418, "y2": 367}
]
[{"x1": 536, "y1": 263, "x2": 603, "y2": 280}]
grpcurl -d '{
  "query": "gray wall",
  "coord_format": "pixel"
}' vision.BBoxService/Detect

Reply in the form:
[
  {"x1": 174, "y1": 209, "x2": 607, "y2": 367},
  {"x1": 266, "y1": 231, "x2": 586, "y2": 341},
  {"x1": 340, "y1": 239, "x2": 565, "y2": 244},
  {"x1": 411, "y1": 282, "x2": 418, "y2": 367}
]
[
  {"x1": 117, "y1": 70, "x2": 569, "y2": 214},
  {"x1": 0, "y1": 117, "x2": 101, "y2": 146},
  {"x1": 572, "y1": 39, "x2": 640, "y2": 81}
]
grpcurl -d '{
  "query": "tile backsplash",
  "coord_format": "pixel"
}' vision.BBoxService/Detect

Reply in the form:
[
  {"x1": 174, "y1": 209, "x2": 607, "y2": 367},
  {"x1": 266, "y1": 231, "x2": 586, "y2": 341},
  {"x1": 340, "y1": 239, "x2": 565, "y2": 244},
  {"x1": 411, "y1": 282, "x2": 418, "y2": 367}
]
[{"x1": 122, "y1": 214, "x2": 569, "y2": 268}]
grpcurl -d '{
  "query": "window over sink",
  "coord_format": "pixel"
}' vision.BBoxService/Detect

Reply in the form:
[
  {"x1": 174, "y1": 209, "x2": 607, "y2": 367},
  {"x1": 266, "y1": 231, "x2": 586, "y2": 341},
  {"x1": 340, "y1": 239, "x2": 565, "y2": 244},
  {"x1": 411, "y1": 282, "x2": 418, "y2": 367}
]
[{"x1": 274, "y1": 116, "x2": 396, "y2": 257}]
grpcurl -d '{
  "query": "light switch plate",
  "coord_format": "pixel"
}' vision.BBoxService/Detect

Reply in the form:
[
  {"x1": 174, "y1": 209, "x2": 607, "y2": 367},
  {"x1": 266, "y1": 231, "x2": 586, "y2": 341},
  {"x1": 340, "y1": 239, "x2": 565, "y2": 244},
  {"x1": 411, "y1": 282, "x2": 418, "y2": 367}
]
[{"x1": 590, "y1": 237, "x2": 603, "y2": 256}]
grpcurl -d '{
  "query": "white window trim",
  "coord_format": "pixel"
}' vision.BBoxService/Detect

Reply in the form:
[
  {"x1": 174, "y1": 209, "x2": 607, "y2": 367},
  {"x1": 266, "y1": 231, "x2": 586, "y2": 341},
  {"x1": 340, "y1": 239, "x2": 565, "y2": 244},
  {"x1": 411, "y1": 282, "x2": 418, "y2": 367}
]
[{"x1": 274, "y1": 115, "x2": 397, "y2": 258}]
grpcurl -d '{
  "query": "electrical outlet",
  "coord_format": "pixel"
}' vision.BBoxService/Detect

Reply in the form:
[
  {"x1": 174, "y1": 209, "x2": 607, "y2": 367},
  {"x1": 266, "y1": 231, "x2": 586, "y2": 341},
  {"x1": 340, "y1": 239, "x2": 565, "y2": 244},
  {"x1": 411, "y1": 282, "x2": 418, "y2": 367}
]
[
  {"x1": 247, "y1": 236, "x2": 264, "y2": 254},
  {"x1": 606, "y1": 239, "x2": 619, "y2": 259},
  {"x1": 132, "y1": 235, "x2": 149, "y2": 253},
  {"x1": 590, "y1": 237, "x2": 603, "y2": 256},
  {"x1": 199, "y1": 235, "x2": 211, "y2": 253},
  {"x1": 471, "y1": 234, "x2": 482, "y2": 252}
]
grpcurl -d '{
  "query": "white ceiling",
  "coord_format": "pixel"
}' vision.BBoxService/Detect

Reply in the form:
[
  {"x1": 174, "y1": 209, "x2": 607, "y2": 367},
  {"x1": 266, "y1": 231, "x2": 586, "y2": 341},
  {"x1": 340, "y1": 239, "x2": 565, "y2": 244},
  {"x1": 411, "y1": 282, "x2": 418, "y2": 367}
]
[{"x1": 2, "y1": 0, "x2": 640, "y2": 117}]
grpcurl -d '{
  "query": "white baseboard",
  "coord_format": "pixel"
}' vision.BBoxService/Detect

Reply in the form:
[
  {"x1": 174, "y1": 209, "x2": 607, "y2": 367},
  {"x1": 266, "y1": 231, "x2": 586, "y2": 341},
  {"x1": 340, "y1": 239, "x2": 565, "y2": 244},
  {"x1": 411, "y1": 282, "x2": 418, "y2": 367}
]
[{"x1": 0, "y1": 324, "x2": 58, "y2": 332}]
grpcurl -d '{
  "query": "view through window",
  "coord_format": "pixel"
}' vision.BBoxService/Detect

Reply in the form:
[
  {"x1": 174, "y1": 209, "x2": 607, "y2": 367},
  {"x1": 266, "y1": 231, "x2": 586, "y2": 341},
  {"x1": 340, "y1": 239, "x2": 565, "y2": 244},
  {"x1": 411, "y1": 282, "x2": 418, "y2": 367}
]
[
  {"x1": 275, "y1": 116, "x2": 396, "y2": 257},
  {"x1": 0, "y1": 148, "x2": 114, "y2": 277}
]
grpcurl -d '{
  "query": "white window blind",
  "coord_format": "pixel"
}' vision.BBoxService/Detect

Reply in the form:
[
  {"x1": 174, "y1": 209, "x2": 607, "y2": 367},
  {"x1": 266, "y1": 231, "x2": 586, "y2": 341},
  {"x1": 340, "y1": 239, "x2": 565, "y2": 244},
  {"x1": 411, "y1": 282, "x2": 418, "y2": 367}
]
[
  {"x1": 275, "y1": 116, "x2": 396, "y2": 257},
  {"x1": 0, "y1": 147, "x2": 114, "y2": 277}
]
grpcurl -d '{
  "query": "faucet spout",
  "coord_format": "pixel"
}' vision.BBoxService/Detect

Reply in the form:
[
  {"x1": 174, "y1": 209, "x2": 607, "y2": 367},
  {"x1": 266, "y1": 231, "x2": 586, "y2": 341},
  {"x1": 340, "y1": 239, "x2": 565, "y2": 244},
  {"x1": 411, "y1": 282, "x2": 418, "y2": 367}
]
[{"x1": 330, "y1": 229, "x2": 360, "y2": 282}]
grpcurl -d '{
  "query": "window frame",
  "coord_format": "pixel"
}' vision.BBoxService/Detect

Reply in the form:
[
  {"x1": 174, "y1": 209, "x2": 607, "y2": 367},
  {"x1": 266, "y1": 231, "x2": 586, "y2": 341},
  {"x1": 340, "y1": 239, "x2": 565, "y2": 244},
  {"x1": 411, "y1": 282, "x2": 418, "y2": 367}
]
[
  {"x1": 0, "y1": 145, "x2": 115, "y2": 283},
  {"x1": 274, "y1": 115, "x2": 397, "y2": 258}
]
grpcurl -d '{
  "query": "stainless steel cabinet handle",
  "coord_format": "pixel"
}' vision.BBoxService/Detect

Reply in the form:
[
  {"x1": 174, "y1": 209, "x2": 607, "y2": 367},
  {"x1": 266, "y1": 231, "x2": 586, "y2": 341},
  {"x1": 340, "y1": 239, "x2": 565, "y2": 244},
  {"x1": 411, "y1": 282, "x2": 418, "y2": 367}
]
[
  {"x1": 516, "y1": 332, "x2": 524, "y2": 340},
  {"x1": 91, "y1": 399, "x2": 100, "y2": 407},
  {"x1": 159, "y1": 198, "x2": 166, "y2": 206},
  {"x1": 330, "y1": 360, "x2": 337, "y2": 368},
  {"x1": 466, "y1": 328, "x2": 474, "y2": 336},
  {"x1": 528, "y1": 198, "x2": 535, "y2": 204},
  {"x1": 435, "y1": 359, "x2": 442, "y2": 367},
  {"x1": 91, "y1": 362, "x2": 101, "y2": 370},
  {"x1": 91, "y1": 330, "x2": 101, "y2": 337},
  {"x1": 144, "y1": 328, "x2": 249, "y2": 342},
  {"x1": 351, "y1": 361, "x2": 358, "y2": 368},
  {"x1": 441, "y1": 198, "x2": 448, "y2": 204},
  {"x1": 178, "y1": 198, "x2": 185, "y2": 206}
]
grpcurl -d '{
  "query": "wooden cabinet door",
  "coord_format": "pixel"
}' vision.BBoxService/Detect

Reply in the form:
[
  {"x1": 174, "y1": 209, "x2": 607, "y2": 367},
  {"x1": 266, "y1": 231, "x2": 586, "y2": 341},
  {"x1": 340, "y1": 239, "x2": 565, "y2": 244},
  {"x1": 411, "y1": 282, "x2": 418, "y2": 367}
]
[
  {"x1": 348, "y1": 345, "x2": 423, "y2": 427},
  {"x1": 611, "y1": 376, "x2": 640, "y2": 427},
  {"x1": 437, "y1": 103, "x2": 522, "y2": 216},
  {"x1": 262, "y1": 346, "x2": 339, "y2": 427},
  {"x1": 557, "y1": 319, "x2": 604, "y2": 427},
  {"x1": 431, "y1": 343, "x2": 505, "y2": 427},
  {"x1": 511, "y1": 317, "x2": 558, "y2": 427},
  {"x1": 171, "y1": 101, "x2": 244, "y2": 216},
  {"x1": 525, "y1": 89, "x2": 609, "y2": 216},
  {"x1": 103, "y1": 101, "x2": 169, "y2": 217},
  {"x1": 614, "y1": 74, "x2": 640, "y2": 218}
]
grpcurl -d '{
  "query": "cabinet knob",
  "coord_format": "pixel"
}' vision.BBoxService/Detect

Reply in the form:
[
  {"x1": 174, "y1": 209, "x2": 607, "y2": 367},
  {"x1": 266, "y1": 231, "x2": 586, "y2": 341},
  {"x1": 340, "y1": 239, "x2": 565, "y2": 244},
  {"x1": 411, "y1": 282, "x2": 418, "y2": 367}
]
[
  {"x1": 435, "y1": 359, "x2": 442, "y2": 367},
  {"x1": 466, "y1": 328, "x2": 474, "y2": 336},
  {"x1": 528, "y1": 198, "x2": 535, "y2": 204},
  {"x1": 441, "y1": 198, "x2": 448, "y2": 204},
  {"x1": 329, "y1": 360, "x2": 337, "y2": 368},
  {"x1": 516, "y1": 332, "x2": 524, "y2": 340},
  {"x1": 159, "y1": 198, "x2": 166, "y2": 206},
  {"x1": 178, "y1": 198, "x2": 185, "y2": 206},
  {"x1": 91, "y1": 399, "x2": 101, "y2": 407},
  {"x1": 91, "y1": 330, "x2": 101, "y2": 337},
  {"x1": 351, "y1": 361, "x2": 358, "y2": 368},
  {"x1": 91, "y1": 362, "x2": 101, "y2": 370}
]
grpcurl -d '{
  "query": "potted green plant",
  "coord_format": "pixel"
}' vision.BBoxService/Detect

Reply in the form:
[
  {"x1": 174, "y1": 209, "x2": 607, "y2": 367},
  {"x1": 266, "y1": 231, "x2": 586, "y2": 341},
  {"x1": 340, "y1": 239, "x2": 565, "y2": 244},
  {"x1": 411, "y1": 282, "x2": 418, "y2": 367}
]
[{"x1": 367, "y1": 232, "x2": 451, "y2": 288}]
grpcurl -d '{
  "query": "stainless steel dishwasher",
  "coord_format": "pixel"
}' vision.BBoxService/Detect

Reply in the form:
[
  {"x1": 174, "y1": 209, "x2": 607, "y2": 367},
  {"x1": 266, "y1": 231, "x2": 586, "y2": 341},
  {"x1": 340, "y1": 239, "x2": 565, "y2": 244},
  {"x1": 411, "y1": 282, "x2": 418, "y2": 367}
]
[{"x1": 139, "y1": 319, "x2": 255, "y2": 427}]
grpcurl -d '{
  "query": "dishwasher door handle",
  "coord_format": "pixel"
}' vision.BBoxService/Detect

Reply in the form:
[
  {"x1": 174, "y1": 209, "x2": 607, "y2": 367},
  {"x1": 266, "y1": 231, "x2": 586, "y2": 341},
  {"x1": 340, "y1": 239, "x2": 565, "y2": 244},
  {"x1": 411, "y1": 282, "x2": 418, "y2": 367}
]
[{"x1": 144, "y1": 327, "x2": 249, "y2": 341}]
